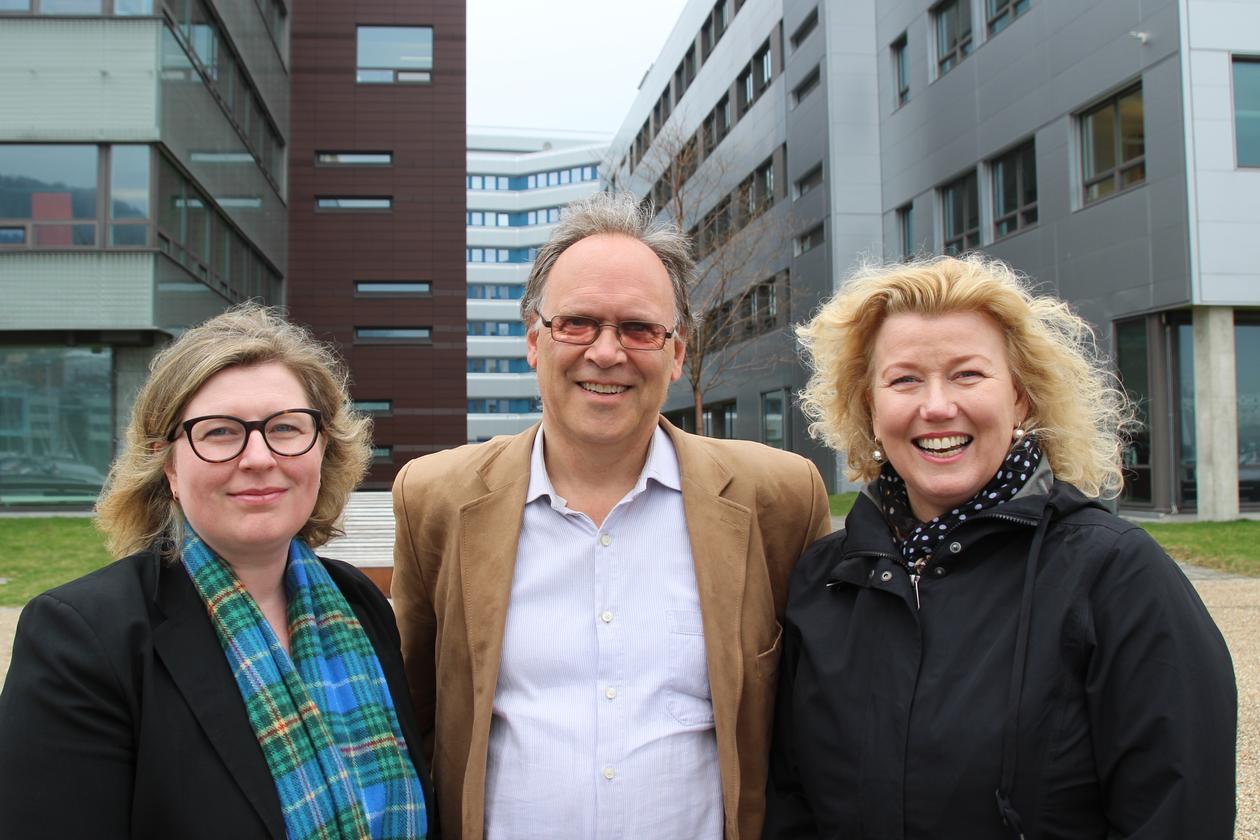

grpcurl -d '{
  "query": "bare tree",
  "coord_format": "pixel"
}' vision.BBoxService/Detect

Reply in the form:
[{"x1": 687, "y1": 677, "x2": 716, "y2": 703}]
[{"x1": 612, "y1": 122, "x2": 796, "y2": 432}]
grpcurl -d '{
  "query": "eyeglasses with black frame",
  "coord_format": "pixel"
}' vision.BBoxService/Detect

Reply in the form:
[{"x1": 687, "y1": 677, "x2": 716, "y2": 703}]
[
  {"x1": 536, "y1": 311, "x2": 676, "y2": 351},
  {"x1": 167, "y1": 408, "x2": 323, "y2": 463}
]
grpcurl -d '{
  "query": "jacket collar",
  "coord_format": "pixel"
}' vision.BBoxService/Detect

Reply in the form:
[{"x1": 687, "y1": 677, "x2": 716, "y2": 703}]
[{"x1": 149, "y1": 554, "x2": 286, "y2": 839}]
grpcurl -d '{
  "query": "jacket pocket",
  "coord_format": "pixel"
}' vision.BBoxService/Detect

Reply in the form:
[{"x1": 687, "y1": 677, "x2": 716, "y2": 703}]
[
  {"x1": 754, "y1": 621, "x2": 784, "y2": 682},
  {"x1": 665, "y1": 609, "x2": 715, "y2": 727}
]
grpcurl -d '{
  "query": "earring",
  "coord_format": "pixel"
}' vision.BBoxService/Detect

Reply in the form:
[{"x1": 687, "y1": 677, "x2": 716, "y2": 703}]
[
  {"x1": 1013, "y1": 426, "x2": 1027, "y2": 443},
  {"x1": 871, "y1": 439, "x2": 885, "y2": 463}
]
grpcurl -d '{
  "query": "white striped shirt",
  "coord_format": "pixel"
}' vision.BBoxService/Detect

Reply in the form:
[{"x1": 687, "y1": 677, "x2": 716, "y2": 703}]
[{"x1": 483, "y1": 425, "x2": 722, "y2": 840}]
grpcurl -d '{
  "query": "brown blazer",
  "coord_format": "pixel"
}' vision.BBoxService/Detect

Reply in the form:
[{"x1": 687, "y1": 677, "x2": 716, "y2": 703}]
[{"x1": 391, "y1": 418, "x2": 831, "y2": 839}]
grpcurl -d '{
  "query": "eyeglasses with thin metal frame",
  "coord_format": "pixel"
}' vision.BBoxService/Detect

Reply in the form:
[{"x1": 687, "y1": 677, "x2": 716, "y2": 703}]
[
  {"x1": 536, "y1": 311, "x2": 676, "y2": 351},
  {"x1": 167, "y1": 408, "x2": 324, "y2": 463}
]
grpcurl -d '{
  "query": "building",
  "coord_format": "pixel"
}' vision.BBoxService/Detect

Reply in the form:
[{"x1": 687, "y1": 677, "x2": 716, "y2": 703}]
[
  {"x1": 874, "y1": 0, "x2": 1259, "y2": 517},
  {"x1": 465, "y1": 127, "x2": 606, "y2": 442},
  {"x1": 286, "y1": 0, "x2": 467, "y2": 489},
  {"x1": 0, "y1": 0, "x2": 289, "y2": 505},
  {"x1": 607, "y1": 0, "x2": 877, "y2": 490},
  {"x1": 610, "y1": 0, "x2": 1260, "y2": 516}
]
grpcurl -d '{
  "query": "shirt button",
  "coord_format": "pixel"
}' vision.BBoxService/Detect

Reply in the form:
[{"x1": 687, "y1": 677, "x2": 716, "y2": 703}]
[
  {"x1": 605, "y1": 686, "x2": 617, "y2": 700},
  {"x1": 949, "y1": 541, "x2": 963, "y2": 554},
  {"x1": 600, "y1": 610, "x2": 613, "y2": 623},
  {"x1": 879, "y1": 570, "x2": 893, "y2": 582},
  {"x1": 602, "y1": 766, "x2": 615, "y2": 780},
  {"x1": 934, "y1": 566, "x2": 947, "y2": 576},
  {"x1": 599, "y1": 533, "x2": 612, "y2": 547}
]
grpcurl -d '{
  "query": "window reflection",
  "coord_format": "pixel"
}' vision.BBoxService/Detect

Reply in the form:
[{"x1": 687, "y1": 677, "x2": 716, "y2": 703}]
[{"x1": 0, "y1": 346, "x2": 113, "y2": 503}]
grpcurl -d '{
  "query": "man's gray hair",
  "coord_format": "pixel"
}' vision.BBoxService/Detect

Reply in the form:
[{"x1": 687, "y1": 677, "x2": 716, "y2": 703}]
[{"x1": 519, "y1": 191, "x2": 695, "y2": 334}]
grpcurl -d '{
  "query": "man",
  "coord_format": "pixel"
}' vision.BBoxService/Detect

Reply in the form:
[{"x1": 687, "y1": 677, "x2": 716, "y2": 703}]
[{"x1": 392, "y1": 192, "x2": 830, "y2": 839}]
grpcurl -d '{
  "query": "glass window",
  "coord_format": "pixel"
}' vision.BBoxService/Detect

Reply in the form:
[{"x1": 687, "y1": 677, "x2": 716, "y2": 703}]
[
  {"x1": 39, "y1": 0, "x2": 103, "y2": 13},
  {"x1": 941, "y1": 170, "x2": 979, "y2": 254},
  {"x1": 110, "y1": 145, "x2": 150, "y2": 220},
  {"x1": 795, "y1": 163, "x2": 823, "y2": 198},
  {"x1": 371, "y1": 446, "x2": 392, "y2": 461},
  {"x1": 356, "y1": 281, "x2": 430, "y2": 295},
  {"x1": 897, "y1": 203, "x2": 914, "y2": 258},
  {"x1": 892, "y1": 33, "x2": 909, "y2": 107},
  {"x1": 1238, "y1": 322, "x2": 1260, "y2": 504},
  {"x1": 316, "y1": 197, "x2": 392, "y2": 210},
  {"x1": 356, "y1": 26, "x2": 433, "y2": 84},
  {"x1": 0, "y1": 0, "x2": 32, "y2": 10},
  {"x1": 1116, "y1": 318, "x2": 1152, "y2": 504},
  {"x1": 761, "y1": 390, "x2": 786, "y2": 449},
  {"x1": 0, "y1": 346, "x2": 113, "y2": 503},
  {"x1": 790, "y1": 7, "x2": 818, "y2": 50},
  {"x1": 991, "y1": 140, "x2": 1037, "y2": 239},
  {"x1": 987, "y1": 0, "x2": 1030, "y2": 35},
  {"x1": 1175, "y1": 321, "x2": 1196, "y2": 508},
  {"x1": 0, "y1": 145, "x2": 98, "y2": 220},
  {"x1": 354, "y1": 327, "x2": 432, "y2": 341},
  {"x1": 935, "y1": 0, "x2": 972, "y2": 76},
  {"x1": 115, "y1": 0, "x2": 154, "y2": 14},
  {"x1": 796, "y1": 223, "x2": 824, "y2": 255},
  {"x1": 317, "y1": 151, "x2": 392, "y2": 165},
  {"x1": 1233, "y1": 58, "x2": 1260, "y2": 167},
  {"x1": 1081, "y1": 85, "x2": 1144, "y2": 204},
  {"x1": 353, "y1": 400, "x2": 393, "y2": 414},
  {"x1": 792, "y1": 65, "x2": 821, "y2": 106}
]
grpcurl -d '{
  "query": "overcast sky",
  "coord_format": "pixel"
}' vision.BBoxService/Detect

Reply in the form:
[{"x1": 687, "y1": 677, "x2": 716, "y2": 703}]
[{"x1": 467, "y1": 0, "x2": 692, "y2": 137}]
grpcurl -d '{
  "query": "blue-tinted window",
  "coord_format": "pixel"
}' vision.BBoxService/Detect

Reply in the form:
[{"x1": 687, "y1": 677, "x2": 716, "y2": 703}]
[
  {"x1": 355, "y1": 327, "x2": 431, "y2": 341},
  {"x1": 466, "y1": 165, "x2": 598, "y2": 191},
  {"x1": 467, "y1": 321, "x2": 526, "y2": 337},
  {"x1": 317, "y1": 197, "x2": 392, "y2": 210},
  {"x1": 356, "y1": 281, "x2": 430, "y2": 295},
  {"x1": 466, "y1": 247, "x2": 536, "y2": 264},
  {"x1": 353, "y1": 399, "x2": 393, "y2": 414},
  {"x1": 467, "y1": 357, "x2": 532, "y2": 373},
  {"x1": 1234, "y1": 58, "x2": 1260, "y2": 167},
  {"x1": 467, "y1": 398, "x2": 542, "y2": 413},
  {"x1": 467, "y1": 284, "x2": 524, "y2": 300},
  {"x1": 357, "y1": 26, "x2": 433, "y2": 84}
]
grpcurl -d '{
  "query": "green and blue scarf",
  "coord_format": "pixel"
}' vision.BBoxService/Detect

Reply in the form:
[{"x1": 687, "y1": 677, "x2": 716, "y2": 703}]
[{"x1": 180, "y1": 530, "x2": 427, "y2": 840}]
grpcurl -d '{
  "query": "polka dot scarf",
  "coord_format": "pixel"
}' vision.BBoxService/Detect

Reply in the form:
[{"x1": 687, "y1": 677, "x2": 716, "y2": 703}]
[{"x1": 876, "y1": 434, "x2": 1044, "y2": 574}]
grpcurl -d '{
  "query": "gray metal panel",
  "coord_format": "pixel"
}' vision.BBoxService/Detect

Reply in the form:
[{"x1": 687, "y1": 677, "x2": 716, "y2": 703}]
[
  {"x1": 0, "y1": 252, "x2": 157, "y2": 330},
  {"x1": 0, "y1": 18, "x2": 160, "y2": 142}
]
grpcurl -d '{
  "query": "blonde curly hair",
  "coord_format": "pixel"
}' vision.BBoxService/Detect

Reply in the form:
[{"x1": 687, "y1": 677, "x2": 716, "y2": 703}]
[
  {"x1": 796, "y1": 254, "x2": 1135, "y2": 498},
  {"x1": 95, "y1": 304, "x2": 372, "y2": 559}
]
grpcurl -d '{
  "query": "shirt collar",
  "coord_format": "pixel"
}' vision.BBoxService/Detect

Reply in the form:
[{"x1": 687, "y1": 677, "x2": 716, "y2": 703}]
[{"x1": 525, "y1": 423, "x2": 682, "y2": 510}]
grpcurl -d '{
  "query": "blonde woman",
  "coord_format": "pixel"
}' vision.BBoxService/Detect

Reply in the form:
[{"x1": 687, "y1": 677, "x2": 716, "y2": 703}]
[
  {"x1": 0, "y1": 305, "x2": 433, "y2": 839},
  {"x1": 765, "y1": 255, "x2": 1235, "y2": 839}
]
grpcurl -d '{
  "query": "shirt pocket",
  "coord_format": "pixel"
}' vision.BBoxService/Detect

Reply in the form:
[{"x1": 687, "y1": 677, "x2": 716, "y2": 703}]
[{"x1": 665, "y1": 609, "x2": 715, "y2": 727}]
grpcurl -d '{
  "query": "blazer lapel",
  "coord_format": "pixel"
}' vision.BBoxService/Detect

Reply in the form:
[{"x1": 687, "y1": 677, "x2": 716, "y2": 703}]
[
  {"x1": 458, "y1": 427, "x2": 536, "y2": 751},
  {"x1": 666, "y1": 421, "x2": 751, "y2": 803},
  {"x1": 151, "y1": 561, "x2": 286, "y2": 840}
]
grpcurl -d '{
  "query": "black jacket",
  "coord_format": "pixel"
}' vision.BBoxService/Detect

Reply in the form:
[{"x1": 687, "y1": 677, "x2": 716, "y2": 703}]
[
  {"x1": 764, "y1": 480, "x2": 1236, "y2": 840},
  {"x1": 0, "y1": 549, "x2": 437, "y2": 839}
]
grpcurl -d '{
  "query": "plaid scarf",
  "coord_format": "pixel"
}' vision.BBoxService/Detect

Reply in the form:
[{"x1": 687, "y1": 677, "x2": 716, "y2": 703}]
[{"x1": 180, "y1": 530, "x2": 427, "y2": 840}]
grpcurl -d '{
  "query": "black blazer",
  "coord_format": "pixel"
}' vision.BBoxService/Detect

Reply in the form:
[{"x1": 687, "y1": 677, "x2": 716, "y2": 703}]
[{"x1": 0, "y1": 549, "x2": 437, "y2": 839}]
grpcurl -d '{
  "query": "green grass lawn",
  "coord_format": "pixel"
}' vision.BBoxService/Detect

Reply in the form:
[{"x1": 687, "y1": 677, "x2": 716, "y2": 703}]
[
  {"x1": 1138, "y1": 520, "x2": 1260, "y2": 577},
  {"x1": 0, "y1": 518, "x2": 111, "y2": 607},
  {"x1": 0, "y1": 512, "x2": 1257, "y2": 608}
]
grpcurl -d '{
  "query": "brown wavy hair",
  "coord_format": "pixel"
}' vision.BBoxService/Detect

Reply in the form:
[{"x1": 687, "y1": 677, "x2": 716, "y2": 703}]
[
  {"x1": 95, "y1": 304, "x2": 372, "y2": 559},
  {"x1": 796, "y1": 254, "x2": 1135, "y2": 498}
]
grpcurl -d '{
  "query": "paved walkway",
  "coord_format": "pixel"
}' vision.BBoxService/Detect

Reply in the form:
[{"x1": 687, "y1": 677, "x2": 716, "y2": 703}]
[{"x1": 0, "y1": 574, "x2": 1255, "y2": 836}]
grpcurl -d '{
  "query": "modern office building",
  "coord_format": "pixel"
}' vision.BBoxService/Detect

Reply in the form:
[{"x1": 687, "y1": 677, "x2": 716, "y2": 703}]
[
  {"x1": 611, "y1": 0, "x2": 1260, "y2": 516},
  {"x1": 0, "y1": 0, "x2": 289, "y2": 505},
  {"x1": 465, "y1": 127, "x2": 606, "y2": 442},
  {"x1": 873, "y1": 0, "x2": 1260, "y2": 517},
  {"x1": 608, "y1": 0, "x2": 876, "y2": 490},
  {"x1": 286, "y1": 0, "x2": 466, "y2": 489}
]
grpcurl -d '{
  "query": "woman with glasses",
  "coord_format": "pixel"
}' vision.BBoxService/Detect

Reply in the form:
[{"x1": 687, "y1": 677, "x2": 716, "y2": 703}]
[{"x1": 0, "y1": 305, "x2": 433, "y2": 840}]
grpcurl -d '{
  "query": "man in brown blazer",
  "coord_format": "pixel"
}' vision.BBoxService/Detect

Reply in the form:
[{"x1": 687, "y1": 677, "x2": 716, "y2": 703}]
[{"x1": 392, "y1": 192, "x2": 830, "y2": 839}]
